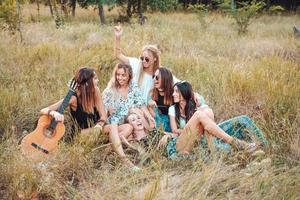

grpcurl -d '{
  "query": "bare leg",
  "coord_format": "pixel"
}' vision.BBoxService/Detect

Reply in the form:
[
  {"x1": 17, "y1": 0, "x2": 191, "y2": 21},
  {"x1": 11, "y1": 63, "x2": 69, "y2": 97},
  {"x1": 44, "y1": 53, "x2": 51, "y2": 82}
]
[
  {"x1": 118, "y1": 123, "x2": 133, "y2": 139},
  {"x1": 199, "y1": 107, "x2": 215, "y2": 151},
  {"x1": 103, "y1": 124, "x2": 135, "y2": 167},
  {"x1": 176, "y1": 110, "x2": 233, "y2": 154}
]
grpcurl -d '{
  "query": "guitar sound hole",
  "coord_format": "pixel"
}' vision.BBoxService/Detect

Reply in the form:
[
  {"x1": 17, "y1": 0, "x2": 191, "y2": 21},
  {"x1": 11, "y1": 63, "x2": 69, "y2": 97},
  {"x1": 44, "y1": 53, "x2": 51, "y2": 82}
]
[{"x1": 44, "y1": 128, "x2": 54, "y2": 138}]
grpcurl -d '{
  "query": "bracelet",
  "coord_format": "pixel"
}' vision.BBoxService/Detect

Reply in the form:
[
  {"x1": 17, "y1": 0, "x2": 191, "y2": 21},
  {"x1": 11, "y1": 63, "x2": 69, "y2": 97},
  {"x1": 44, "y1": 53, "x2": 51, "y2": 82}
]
[{"x1": 97, "y1": 119, "x2": 106, "y2": 125}]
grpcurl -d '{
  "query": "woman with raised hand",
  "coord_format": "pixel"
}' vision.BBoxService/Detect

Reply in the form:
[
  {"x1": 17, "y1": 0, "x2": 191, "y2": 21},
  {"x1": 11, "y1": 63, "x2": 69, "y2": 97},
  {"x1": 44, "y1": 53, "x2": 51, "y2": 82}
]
[{"x1": 114, "y1": 23, "x2": 162, "y2": 103}]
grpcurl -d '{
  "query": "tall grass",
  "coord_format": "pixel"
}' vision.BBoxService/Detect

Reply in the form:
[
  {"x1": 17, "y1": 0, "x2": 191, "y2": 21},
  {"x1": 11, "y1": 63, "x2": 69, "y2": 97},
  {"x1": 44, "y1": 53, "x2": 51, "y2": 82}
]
[{"x1": 0, "y1": 5, "x2": 299, "y2": 199}]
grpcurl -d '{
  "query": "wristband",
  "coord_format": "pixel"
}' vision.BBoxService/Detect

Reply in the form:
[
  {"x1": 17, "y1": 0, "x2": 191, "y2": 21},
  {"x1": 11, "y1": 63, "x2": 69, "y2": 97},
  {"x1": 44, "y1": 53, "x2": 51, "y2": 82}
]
[{"x1": 48, "y1": 110, "x2": 53, "y2": 116}]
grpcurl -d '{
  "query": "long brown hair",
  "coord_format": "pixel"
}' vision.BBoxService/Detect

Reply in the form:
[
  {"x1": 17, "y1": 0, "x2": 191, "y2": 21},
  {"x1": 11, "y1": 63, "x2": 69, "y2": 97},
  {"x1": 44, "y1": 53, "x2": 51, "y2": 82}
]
[
  {"x1": 75, "y1": 67, "x2": 96, "y2": 113},
  {"x1": 151, "y1": 67, "x2": 173, "y2": 105},
  {"x1": 138, "y1": 45, "x2": 161, "y2": 86}
]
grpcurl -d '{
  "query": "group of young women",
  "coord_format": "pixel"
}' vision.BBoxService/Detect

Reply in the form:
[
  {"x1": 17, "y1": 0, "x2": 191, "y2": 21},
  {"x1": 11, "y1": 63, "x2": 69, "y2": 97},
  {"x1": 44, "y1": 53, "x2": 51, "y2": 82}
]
[{"x1": 41, "y1": 24, "x2": 267, "y2": 171}]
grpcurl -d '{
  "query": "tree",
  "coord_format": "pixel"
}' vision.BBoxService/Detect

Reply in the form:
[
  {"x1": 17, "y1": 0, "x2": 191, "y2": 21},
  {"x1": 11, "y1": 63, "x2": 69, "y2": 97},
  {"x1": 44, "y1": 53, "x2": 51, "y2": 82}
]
[
  {"x1": 78, "y1": 0, "x2": 117, "y2": 25},
  {"x1": 0, "y1": 0, "x2": 24, "y2": 41}
]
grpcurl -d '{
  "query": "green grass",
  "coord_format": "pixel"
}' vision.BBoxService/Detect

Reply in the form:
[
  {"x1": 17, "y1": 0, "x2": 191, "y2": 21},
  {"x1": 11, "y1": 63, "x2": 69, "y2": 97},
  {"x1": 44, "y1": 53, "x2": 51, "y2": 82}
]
[{"x1": 0, "y1": 5, "x2": 299, "y2": 199}]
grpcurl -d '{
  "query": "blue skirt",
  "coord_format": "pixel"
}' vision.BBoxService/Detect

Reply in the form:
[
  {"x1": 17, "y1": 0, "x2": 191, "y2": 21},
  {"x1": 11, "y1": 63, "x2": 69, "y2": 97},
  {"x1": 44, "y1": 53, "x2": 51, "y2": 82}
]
[{"x1": 167, "y1": 115, "x2": 268, "y2": 159}]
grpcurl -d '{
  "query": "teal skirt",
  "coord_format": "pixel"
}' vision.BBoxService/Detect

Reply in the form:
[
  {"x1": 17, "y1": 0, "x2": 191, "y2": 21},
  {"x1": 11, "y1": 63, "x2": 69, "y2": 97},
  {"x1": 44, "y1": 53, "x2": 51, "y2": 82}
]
[{"x1": 166, "y1": 115, "x2": 268, "y2": 159}]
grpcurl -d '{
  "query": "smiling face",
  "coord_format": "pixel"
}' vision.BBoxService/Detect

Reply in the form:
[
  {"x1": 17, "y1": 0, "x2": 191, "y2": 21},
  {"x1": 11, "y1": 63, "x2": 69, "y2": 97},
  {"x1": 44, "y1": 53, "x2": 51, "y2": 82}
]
[
  {"x1": 127, "y1": 113, "x2": 144, "y2": 131},
  {"x1": 116, "y1": 68, "x2": 130, "y2": 87},
  {"x1": 173, "y1": 85, "x2": 182, "y2": 103},
  {"x1": 140, "y1": 50, "x2": 156, "y2": 69},
  {"x1": 153, "y1": 69, "x2": 162, "y2": 89}
]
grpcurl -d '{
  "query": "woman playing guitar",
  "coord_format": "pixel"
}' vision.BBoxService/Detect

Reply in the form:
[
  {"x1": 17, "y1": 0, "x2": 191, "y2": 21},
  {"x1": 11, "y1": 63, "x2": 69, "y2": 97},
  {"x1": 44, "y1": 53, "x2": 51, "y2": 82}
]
[{"x1": 39, "y1": 67, "x2": 136, "y2": 169}]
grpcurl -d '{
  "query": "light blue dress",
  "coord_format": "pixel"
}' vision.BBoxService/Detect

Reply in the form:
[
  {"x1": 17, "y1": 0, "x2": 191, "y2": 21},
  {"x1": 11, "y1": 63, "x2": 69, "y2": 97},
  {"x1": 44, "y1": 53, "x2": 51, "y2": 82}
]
[{"x1": 102, "y1": 81, "x2": 146, "y2": 125}]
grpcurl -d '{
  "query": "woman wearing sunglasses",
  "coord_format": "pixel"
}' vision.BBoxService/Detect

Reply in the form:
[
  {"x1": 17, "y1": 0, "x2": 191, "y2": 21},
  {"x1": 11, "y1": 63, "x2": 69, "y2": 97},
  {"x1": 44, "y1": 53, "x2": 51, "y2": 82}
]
[
  {"x1": 148, "y1": 67, "x2": 174, "y2": 132},
  {"x1": 114, "y1": 24, "x2": 163, "y2": 104}
]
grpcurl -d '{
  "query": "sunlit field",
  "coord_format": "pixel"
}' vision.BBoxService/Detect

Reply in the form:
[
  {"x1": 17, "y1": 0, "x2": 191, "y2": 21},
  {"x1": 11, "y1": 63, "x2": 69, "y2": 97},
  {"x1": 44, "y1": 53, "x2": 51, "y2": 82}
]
[{"x1": 0, "y1": 4, "x2": 299, "y2": 199}]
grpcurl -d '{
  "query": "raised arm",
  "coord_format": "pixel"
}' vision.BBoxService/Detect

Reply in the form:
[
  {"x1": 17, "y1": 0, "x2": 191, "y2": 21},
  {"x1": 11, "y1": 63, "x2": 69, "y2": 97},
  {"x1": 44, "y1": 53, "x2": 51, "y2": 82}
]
[{"x1": 114, "y1": 24, "x2": 130, "y2": 65}]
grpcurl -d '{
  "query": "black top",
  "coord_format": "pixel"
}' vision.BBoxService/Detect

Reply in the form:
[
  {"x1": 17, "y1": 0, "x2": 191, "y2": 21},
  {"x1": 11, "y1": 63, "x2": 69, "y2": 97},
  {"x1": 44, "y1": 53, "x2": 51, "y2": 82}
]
[
  {"x1": 156, "y1": 92, "x2": 170, "y2": 115},
  {"x1": 70, "y1": 95, "x2": 100, "y2": 129}
]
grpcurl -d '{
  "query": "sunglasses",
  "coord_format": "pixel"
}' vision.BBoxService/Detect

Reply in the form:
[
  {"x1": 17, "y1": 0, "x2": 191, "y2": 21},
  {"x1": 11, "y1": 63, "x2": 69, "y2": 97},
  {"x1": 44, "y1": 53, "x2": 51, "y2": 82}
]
[
  {"x1": 140, "y1": 56, "x2": 150, "y2": 63},
  {"x1": 152, "y1": 75, "x2": 160, "y2": 80}
]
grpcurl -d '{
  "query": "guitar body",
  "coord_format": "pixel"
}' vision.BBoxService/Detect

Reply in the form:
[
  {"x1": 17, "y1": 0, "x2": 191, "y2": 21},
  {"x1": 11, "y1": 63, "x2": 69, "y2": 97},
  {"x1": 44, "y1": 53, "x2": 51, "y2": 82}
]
[{"x1": 21, "y1": 115, "x2": 65, "y2": 159}]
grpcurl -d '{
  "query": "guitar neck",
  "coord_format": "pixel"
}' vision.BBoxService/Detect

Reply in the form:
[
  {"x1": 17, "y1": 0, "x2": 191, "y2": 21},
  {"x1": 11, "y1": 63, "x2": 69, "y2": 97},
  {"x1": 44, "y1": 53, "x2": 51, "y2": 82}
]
[
  {"x1": 49, "y1": 90, "x2": 75, "y2": 130},
  {"x1": 57, "y1": 90, "x2": 75, "y2": 114}
]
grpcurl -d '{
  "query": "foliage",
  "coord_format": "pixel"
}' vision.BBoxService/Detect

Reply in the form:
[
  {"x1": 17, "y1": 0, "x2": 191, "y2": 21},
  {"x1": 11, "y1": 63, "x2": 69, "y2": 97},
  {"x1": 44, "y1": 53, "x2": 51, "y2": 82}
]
[
  {"x1": 187, "y1": 4, "x2": 213, "y2": 30},
  {"x1": 147, "y1": 0, "x2": 178, "y2": 12},
  {"x1": 0, "y1": 0, "x2": 23, "y2": 32},
  {"x1": 267, "y1": 5, "x2": 285, "y2": 15},
  {"x1": 220, "y1": 0, "x2": 265, "y2": 35}
]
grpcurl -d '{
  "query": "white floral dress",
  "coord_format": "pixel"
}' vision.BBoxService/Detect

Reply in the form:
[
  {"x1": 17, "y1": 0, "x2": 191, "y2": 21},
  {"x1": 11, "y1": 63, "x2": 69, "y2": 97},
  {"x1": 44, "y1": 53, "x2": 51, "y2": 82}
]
[{"x1": 102, "y1": 81, "x2": 146, "y2": 125}]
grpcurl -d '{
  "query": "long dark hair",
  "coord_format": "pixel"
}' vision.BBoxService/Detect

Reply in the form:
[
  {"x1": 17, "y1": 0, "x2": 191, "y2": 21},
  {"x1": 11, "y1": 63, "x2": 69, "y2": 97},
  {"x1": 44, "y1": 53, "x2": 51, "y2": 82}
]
[
  {"x1": 174, "y1": 81, "x2": 196, "y2": 126},
  {"x1": 151, "y1": 67, "x2": 173, "y2": 105},
  {"x1": 75, "y1": 67, "x2": 96, "y2": 113}
]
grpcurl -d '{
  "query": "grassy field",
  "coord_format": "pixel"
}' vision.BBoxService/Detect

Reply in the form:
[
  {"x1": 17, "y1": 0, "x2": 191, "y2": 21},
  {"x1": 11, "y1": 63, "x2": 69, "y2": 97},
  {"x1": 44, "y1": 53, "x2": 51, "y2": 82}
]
[{"x1": 0, "y1": 5, "x2": 299, "y2": 199}]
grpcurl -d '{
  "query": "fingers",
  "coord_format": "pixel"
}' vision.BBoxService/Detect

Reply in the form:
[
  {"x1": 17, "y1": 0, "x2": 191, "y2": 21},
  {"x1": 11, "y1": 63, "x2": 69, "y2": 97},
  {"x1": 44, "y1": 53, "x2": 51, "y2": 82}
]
[
  {"x1": 158, "y1": 135, "x2": 169, "y2": 148},
  {"x1": 53, "y1": 112, "x2": 64, "y2": 123}
]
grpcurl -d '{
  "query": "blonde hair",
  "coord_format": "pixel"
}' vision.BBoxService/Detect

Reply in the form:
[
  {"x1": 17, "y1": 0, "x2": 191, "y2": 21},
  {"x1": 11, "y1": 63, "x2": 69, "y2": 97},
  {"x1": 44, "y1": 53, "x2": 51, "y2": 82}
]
[
  {"x1": 138, "y1": 45, "x2": 161, "y2": 86},
  {"x1": 104, "y1": 63, "x2": 133, "y2": 101}
]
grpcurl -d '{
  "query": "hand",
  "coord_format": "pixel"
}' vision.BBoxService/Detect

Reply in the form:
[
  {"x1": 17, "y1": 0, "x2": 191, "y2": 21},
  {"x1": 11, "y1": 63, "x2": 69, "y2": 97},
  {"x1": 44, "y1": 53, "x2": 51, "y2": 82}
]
[
  {"x1": 114, "y1": 22, "x2": 123, "y2": 38},
  {"x1": 148, "y1": 100, "x2": 157, "y2": 108},
  {"x1": 158, "y1": 134, "x2": 171, "y2": 148},
  {"x1": 148, "y1": 116, "x2": 156, "y2": 129},
  {"x1": 194, "y1": 95, "x2": 201, "y2": 107},
  {"x1": 51, "y1": 111, "x2": 64, "y2": 123}
]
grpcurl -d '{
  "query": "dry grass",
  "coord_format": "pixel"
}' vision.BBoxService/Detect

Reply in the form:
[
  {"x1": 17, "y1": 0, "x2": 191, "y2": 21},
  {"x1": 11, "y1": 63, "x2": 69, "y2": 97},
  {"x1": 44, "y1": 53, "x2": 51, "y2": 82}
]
[{"x1": 0, "y1": 5, "x2": 299, "y2": 199}]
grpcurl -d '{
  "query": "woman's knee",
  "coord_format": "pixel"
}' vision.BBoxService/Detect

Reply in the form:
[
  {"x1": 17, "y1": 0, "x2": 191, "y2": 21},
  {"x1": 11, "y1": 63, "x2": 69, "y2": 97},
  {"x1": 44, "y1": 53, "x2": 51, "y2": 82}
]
[{"x1": 194, "y1": 110, "x2": 208, "y2": 122}]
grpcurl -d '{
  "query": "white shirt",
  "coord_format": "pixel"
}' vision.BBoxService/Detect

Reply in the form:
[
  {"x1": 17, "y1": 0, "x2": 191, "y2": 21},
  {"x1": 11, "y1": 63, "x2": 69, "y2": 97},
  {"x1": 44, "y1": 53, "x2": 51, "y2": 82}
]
[
  {"x1": 129, "y1": 57, "x2": 154, "y2": 103},
  {"x1": 168, "y1": 105, "x2": 186, "y2": 129}
]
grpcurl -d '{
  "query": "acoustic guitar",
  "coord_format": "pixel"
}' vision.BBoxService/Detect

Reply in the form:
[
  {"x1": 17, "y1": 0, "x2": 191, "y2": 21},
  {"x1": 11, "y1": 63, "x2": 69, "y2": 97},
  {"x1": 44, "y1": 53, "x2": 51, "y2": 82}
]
[{"x1": 21, "y1": 79, "x2": 78, "y2": 160}]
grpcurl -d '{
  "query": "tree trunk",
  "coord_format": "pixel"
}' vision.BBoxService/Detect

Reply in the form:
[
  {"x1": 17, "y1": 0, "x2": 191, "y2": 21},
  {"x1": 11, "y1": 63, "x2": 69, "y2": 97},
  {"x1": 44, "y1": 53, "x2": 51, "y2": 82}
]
[
  {"x1": 127, "y1": 0, "x2": 132, "y2": 18},
  {"x1": 51, "y1": 0, "x2": 63, "y2": 28},
  {"x1": 61, "y1": 0, "x2": 68, "y2": 17},
  {"x1": 70, "y1": 0, "x2": 76, "y2": 17},
  {"x1": 36, "y1": 0, "x2": 40, "y2": 22},
  {"x1": 48, "y1": 0, "x2": 54, "y2": 17},
  {"x1": 16, "y1": 0, "x2": 23, "y2": 42},
  {"x1": 137, "y1": 0, "x2": 144, "y2": 25},
  {"x1": 98, "y1": 1, "x2": 105, "y2": 25}
]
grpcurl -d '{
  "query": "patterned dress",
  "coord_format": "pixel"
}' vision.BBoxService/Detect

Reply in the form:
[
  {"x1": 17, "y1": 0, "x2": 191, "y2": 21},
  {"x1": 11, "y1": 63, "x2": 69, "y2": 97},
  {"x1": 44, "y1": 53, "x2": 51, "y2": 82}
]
[
  {"x1": 166, "y1": 115, "x2": 268, "y2": 160},
  {"x1": 102, "y1": 81, "x2": 146, "y2": 125}
]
